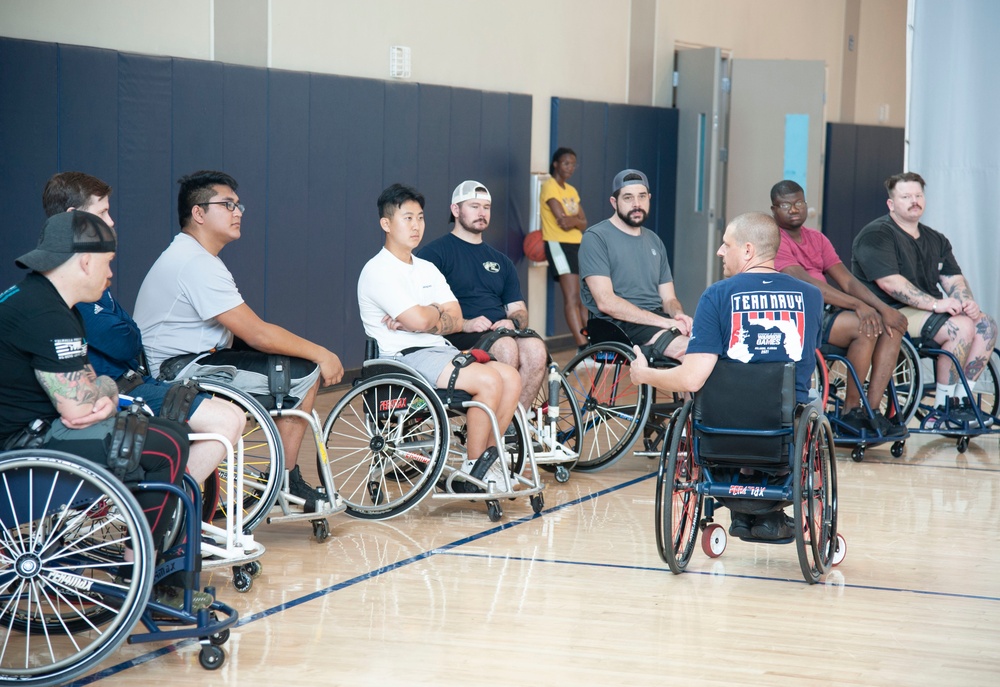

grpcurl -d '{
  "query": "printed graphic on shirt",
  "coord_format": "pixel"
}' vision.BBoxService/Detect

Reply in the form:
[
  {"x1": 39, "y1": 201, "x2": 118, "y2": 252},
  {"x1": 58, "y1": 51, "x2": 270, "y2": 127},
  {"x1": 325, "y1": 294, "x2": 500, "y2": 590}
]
[
  {"x1": 563, "y1": 198, "x2": 579, "y2": 216},
  {"x1": 483, "y1": 261, "x2": 500, "y2": 273},
  {"x1": 727, "y1": 290, "x2": 806, "y2": 363},
  {"x1": 53, "y1": 337, "x2": 88, "y2": 360}
]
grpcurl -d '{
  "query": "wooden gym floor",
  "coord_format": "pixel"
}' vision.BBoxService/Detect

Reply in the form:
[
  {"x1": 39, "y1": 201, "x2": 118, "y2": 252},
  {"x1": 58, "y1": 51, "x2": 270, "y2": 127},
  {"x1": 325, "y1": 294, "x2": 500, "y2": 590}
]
[{"x1": 71, "y1": 350, "x2": 999, "y2": 687}]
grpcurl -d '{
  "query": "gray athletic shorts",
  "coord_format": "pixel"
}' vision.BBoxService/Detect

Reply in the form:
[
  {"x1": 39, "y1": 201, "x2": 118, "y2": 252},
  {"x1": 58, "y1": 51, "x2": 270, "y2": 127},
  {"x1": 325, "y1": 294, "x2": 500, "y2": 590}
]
[{"x1": 384, "y1": 345, "x2": 461, "y2": 388}]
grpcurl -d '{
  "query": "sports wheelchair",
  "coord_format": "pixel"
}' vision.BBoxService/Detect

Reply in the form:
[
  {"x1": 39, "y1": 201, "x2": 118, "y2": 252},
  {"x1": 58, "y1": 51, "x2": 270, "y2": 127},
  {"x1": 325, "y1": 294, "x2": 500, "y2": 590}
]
[
  {"x1": 892, "y1": 337, "x2": 999, "y2": 453},
  {"x1": 654, "y1": 360, "x2": 846, "y2": 584},
  {"x1": 320, "y1": 340, "x2": 545, "y2": 522},
  {"x1": 0, "y1": 448, "x2": 239, "y2": 685},
  {"x1": 561, "y1": 318, "x2": 683, "y2": 471}
]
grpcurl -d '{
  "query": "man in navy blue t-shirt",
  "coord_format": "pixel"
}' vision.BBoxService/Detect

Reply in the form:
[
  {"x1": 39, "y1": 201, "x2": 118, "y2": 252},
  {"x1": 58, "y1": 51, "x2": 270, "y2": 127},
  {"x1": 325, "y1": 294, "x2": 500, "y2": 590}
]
[
  {"x1": 419, "y1": 181, "x2": 547, "y2": 409},
  {"x1": 630, "y1": 211, "x2": 822, "y2": 540}
]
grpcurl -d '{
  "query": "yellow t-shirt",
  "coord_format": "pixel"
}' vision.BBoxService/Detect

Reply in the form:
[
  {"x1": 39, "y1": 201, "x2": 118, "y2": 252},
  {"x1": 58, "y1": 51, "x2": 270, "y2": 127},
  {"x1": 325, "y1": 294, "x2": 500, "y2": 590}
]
[{"x1": 539, "y1": 177, "x2": 583, "y2": 244}]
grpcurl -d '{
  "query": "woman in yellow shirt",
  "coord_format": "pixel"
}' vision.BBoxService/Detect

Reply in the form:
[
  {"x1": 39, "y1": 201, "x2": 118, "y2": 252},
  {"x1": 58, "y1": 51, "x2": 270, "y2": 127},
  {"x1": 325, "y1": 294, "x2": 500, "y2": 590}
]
[{"x1": 540, "y1": 147, "x2": 589, "y2": 349}]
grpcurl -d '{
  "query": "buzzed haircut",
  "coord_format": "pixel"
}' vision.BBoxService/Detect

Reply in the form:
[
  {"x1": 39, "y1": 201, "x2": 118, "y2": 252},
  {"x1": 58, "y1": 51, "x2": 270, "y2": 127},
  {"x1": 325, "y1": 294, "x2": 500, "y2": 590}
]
[
  {"x1": 177, "y1": 170, "x2": 239, "y2": 228},
  {"x1": 377, "y1": 183, "x2": 425, "y2": 221},
  {"x1": 729, "y1": 212, "x2": 780, "y2": 260},
  {"x1": 884, "y1": 172, "x2": 926, "y2": 196},
  {"x1": 42, "y1": 172, "x2": 112, "y2": 217},
  {"x1": 769, "y1": 179, "x2": 804, "y2": 204}
]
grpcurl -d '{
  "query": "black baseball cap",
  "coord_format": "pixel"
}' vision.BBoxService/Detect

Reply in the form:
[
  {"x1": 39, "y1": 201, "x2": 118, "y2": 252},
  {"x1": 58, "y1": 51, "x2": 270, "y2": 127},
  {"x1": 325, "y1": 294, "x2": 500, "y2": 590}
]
[{"x1": 16, "y1": 210, "x2": 117, "y2": 272}]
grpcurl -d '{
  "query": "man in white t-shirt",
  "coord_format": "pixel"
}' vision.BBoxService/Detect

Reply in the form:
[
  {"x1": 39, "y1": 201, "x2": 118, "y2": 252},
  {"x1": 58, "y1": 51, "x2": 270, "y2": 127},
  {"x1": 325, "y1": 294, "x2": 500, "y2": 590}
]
[
  {"x1": 357, "y1": 183, "x2": 521, "y2": 490},
  {"x1": 135, "y1": 170, "x2": 344, "y2": 510}
]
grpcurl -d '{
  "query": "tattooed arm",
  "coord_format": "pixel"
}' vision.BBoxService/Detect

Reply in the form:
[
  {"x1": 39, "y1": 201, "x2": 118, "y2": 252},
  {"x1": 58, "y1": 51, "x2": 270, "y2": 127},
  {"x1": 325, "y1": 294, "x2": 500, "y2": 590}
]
[
  {"x1": 35, "y1": 365, "x2": 119, "y2": 428},
  {"x1": 874, "y1": 274, "x2": 964, "y2": 316},
  {"x1": 385, "y1": 301, "x2": 463, "y2": 335},
  {"x1": 940, "y1": 274, "x2": 982, "y2": 319}
]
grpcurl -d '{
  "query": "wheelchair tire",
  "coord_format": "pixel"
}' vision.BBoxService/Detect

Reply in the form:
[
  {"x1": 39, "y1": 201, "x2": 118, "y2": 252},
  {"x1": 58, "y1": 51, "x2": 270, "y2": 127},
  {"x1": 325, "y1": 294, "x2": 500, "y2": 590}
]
[
  {"x1": 321, "y1": 373, "x2": 448, "y2": 519},
  {"x1": 0, "y1": 450, "x2": 155, "y2": 686},
  {"x1": 654, "y1": 402, "x2": 703, "y2": 574},
  {"x1": 563, "y1": 343, "x2": 651, "y2": 472},
  {"x1": 890, "y1": 337, "x2": 923, "y2": 427},
  {"x1": 196, "y1": 380, "x2": 284, "y2": 533},
  {"x1": 792, "y1": 409, "x2": 838, "y2": 584}
]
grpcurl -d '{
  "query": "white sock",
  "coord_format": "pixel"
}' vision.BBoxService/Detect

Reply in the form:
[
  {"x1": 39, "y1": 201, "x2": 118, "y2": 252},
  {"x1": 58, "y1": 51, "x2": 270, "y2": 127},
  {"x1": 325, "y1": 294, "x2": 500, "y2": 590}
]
[
  {"x1": 935, "y1": 384, "x2": 956, "y2": 407},
  {"x1": 952, "y1": 385, "x2": 968, "y2": 401}
]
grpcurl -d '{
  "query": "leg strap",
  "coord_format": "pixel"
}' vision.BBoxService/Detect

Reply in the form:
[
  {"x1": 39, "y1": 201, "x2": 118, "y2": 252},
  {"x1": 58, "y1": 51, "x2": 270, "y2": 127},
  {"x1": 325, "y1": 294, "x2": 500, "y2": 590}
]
[
  {"x1": 441, "y1": 348, "x2": 493, "y2": 406},
  {"x1": 108, "y1": 405, "x2": 150, "y2": 483},
  {"x1": 161, "y1": 379, "x2": 201, "y2": 422},
  {"x1": 639, "y1": 327, "x2": 681, "y2": 363},
  {"x1": 472, "y1": 326, "x2": 542, "y2": 353},
  {"x1": 267, "y1": 355, "x2": 292, "y2": 409}
]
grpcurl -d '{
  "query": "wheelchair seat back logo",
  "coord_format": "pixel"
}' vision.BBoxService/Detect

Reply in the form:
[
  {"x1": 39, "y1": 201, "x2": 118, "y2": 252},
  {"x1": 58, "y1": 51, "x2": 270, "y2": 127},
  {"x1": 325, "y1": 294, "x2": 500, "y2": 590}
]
[{"x1": 727, "y1": 290, "x2": 806, "y2": 363}]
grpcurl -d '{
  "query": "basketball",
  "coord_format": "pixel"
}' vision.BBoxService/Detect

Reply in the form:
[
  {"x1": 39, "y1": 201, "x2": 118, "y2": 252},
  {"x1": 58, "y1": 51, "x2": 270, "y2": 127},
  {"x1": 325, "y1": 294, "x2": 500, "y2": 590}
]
[{"x1": 522, "y1": 230, "x2": 546, "y2": 262}]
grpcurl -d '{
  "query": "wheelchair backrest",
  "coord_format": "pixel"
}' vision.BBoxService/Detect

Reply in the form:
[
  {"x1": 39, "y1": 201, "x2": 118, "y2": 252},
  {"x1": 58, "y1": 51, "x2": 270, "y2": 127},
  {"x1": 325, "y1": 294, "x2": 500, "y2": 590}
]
[
  {"x1": 586, "y1": 318, "x2": 632, "y2": 346},
  {"x1": 365, "y1": 337, "x2": 380, "y2": 361},
  {"x1": 693, "y1": 360, "x2": 796, "y2": 465}
]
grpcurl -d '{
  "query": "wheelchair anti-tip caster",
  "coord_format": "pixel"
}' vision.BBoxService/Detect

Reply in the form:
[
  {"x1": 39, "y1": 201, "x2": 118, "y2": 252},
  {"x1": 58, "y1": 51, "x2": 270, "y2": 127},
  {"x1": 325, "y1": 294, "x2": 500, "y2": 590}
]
[
  {"x1": 701, "y1": 524, "x2": 727, "y2": 558},
  {"x1": 232, "y1": 567, "x2": 253, "y2": 593},
  {"x1": 199, "y1": 644, "x2": 226, "y2": 670},
  {"x1": 851, "y1": 445, "x2": 865, "y2": 462},
  {"x1": 486, "y1": 500, "x2": 503, "y2": 522},
  {"x1": 554, "y1": 465, "x2": 570, "y2": 483},
  {"x1": 244, "y1": 560, "x2": 263, "y2": 578},
  {"x1": 891, "y1": 441, "x2": 905, "y2": 458},
  {"x1": 530, "y1": 493, "x2": 544, "y2": 514},
  {"x1": 957, "y1": 436, "x2": 970, "y2": 453},
  {"x1": 312, "y1": 518, "x2": 330, "y2": 542},
  {"x1": 831, "y1": 533, "x2": 847, "y2": 566}
]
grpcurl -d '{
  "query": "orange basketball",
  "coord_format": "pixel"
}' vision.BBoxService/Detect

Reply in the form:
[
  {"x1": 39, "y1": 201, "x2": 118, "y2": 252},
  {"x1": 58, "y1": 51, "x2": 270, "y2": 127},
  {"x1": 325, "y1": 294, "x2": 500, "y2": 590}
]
[{"x1": 522, "y1": 230, "x2": 546, "y2": 262}]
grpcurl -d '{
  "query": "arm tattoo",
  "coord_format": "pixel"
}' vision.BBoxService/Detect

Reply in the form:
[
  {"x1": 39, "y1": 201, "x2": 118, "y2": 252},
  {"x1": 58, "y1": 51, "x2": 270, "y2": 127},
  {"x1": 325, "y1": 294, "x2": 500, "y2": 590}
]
[
  {"x1": 886, "y1": 280, "x2": 936, "y2": 310},
  {"x1": 36, "y1": 367, "x2": 102, "y2": 409},
  {"x1": 438, "y1": 311, "x2": 457, "y2": 334}
]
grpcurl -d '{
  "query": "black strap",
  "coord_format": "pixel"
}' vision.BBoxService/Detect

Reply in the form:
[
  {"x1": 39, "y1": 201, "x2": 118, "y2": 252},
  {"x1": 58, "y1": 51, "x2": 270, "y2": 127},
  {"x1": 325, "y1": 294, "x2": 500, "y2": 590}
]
[
  {"x1": 267, "y1": 355, "x2": 292, "y2": 409},
  {"x1": 400, "y1": 346, "x2": 429, "y2": 356},
  {"x1": 440, "y1": 349, "x2": 493, "y2": 406},
  {"x1": 161, "y1": 379, "x2": 201, "y2": 422},
  {"x1": 639, "y1": 327, "x2": 681, "y2": 363},
  {"x1": 107, "y1": 405, "x2": 150, "y2": 482},
  {"x1": 2, "y1": 418, "x2": 50, "y2": 451},
  {"x1": 472, "y1": 327, "x2": 542, "y2": 353},
  {"x1": 115, "y1": 369, "x2": 145, "y2": 394}
]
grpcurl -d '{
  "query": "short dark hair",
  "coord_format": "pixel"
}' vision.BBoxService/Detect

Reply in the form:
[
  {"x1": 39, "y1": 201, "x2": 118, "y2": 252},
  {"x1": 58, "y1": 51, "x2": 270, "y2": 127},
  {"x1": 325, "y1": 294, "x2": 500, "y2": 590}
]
[
  {"x1": 549, "y1": 147, "x2": 577, "y2": 175},
  {"x1": 177, "y1": 170, "x2": 239, "y2": 228},
  {"x1": 612, "y1": 172, "x2": 646, "y2": 200},
  {"x1": 885, "y1": 172, "x2": 926, "y2": 196},
  {"x1": 769, "y1": 179, "x2": 804, "y2": 204},
  {"x1": 42, "y1": 172, "x2": 112, "y2": 217},
  {"x1": 377, "y1": 183, "x2": 425, "y2": 221}
]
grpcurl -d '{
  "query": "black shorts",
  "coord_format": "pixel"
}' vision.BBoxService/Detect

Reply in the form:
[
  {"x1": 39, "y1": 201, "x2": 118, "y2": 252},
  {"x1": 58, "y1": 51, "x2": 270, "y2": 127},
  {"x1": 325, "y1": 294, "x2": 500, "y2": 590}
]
[
  {"x1": 544, "y1": 241, "x2": 580, "y2": 280},
  {"x1": 592, "y1": 311, "x2": 670, "y2": 346}
]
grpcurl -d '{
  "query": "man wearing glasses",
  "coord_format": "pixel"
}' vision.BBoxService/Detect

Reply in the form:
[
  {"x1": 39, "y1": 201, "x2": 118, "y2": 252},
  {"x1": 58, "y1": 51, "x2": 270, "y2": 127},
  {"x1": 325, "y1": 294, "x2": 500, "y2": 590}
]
[
  {"x1": 770, "y1": 179, "x2": 907, "y2": 438},
  {"x1": 578, "y1": 169, "x2": 691, "y2": 361},
  {"x1": 135, "y1": 170, "x2": 344, "y2": 509}
]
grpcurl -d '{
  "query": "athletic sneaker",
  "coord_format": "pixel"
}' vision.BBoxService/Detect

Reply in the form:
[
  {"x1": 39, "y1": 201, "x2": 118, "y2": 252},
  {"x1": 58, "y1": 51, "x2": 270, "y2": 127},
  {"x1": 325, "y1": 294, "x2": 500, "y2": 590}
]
[
  {"x1": 923, "y1": 405, "x2": 955, "y2": 431},
  {"x1": 953, "y1": 397, "x2": 994, "y2": 428},
  {"x1": 728, "y1": 511, "x2": 754, "y2": 539},
  {"x1": 288, "y1": 465, "x2": 326, "y2": 512},
  {"x1": 870, "y1": 410, "x2": 908, "y2": 438},
  {"x1": 453, "y1": 446, "x2": 500, "y2": 494},
  {"x1": 838, "y1": 407, "x2": 872, "y2": 436},
  {"x1": 750, "y1": 511, "x2": 796, "y2": 540}
]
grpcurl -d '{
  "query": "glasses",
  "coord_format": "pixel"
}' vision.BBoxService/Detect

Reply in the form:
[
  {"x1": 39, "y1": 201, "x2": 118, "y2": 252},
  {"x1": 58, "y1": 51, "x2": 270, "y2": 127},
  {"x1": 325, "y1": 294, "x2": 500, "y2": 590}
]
[
  {"x1": 775, "y1": 200, "x2": 807, "y2": 211},
  {"x1": 200, "y1": 200, "x2": 245, "y2": 213}
]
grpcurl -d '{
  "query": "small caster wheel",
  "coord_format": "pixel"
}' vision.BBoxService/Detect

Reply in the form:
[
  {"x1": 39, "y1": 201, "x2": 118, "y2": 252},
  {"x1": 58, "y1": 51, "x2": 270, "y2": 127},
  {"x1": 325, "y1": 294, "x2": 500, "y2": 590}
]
[
  {"x1": 554, "y1": 465, "x2": 570, "y2": 483},
  {"x1": 209, "y1": 626, "x2": 230, "y2": 646},
  {"x1": 486, "y1": 500, "x2": 502, "y2": 522},
  {"x1": 199, "y1": 644, "x2": 226, "y2": 670},
  {"x1": 367, "y1": 480, "x2": 382, "y2": 505},
  {"x1": 232, "y1": 568, "x2": 253, "y2": 593},
  {"x1": 312, "y1": 519, "x2": 330, "y2": 543},
  {"x1": 243, "y1": 560, "x2": 263, "y2": 578},
  {"x1": 831, "y1": 533, "x2": 847, "y2": 566},
  {"x1": 851, "y1": 445, "x2": 865, "y2": 462},
  {"x1": 957, "y1": 436, "x2": 970, "y2": 453},
  {"x1": 701, "y1": 524, "x2": 727, "y2": 558},
  {"x1": 890, "y1": 441, "x2": 905, "y2": 458},
  {"x1": 530, "y1": 493, "x2": 544, "y2": 514}
]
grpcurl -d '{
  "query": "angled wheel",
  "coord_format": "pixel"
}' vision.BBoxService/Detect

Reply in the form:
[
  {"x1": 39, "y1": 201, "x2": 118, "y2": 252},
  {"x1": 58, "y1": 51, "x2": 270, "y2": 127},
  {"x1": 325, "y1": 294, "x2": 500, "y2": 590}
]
[
  {"x1": 532, "y1": 370, "x2": 583, "y2": 474},
  {"x1": 793, "y1": 410, "x2": 838, "y2": 584},
  {"x1": 887, "y1": 337, "x2": 923, "y2": 428},
  {"x1": 321, "y1": 374, "x2": 448, "y2": 519},
  {"x1": 197, "y1": 380, "x2": 284, "y2": 533},
  {"x1": 654, "y1": 403, "x2": 702, "y2": 574},
  {"x1": 970, "y1": 353, "x2": 999, "y2": 422},
  {"x1": 0, "y1": 450, "x2": 155, "y2": 686},
  {"x1": 701, "y1": 524, "x2": 727, "y2": 558},
  {"x1": 563, "y1": 343, "x2": 651, "y2": 471}
]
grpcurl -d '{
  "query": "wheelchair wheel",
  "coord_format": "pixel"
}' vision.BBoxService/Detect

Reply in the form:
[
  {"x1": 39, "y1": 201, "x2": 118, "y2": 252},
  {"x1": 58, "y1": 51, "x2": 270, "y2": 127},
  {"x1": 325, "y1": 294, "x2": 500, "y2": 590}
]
[
  {"x1": 321, "y1": 374, "x2": 448, "y2": 519},
  {"x1": 563, "y1": 343, "x2": 651, "y2": 471},
  {"x1": 654, "y1": 402, "x2": 702, "y2": 574},
  {"x1": 889, "y1": 337, "x2": 923, "y2": 427},
  {"x1": 197, "y1": 380, "x2": 284, "y2": 533},
  {"x1": 792, "y1": 409, "x2": 838, "y2": 584},
  {"x1": 970, "y1": 353, "x2": 999, "y2": 420},
  {"x1": 0, "y1": 450, "x2": 155, "y2": 687},
  {"x1": 531, "y1": 371, "x2": 583, "y2": 474}
]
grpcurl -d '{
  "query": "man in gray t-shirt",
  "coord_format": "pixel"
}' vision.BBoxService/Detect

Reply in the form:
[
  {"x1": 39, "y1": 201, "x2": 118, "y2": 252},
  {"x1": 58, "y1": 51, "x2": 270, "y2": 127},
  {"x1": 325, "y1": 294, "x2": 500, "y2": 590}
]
[{"x1": 578, "y1": 169, "x2": 690, "y2": 360}]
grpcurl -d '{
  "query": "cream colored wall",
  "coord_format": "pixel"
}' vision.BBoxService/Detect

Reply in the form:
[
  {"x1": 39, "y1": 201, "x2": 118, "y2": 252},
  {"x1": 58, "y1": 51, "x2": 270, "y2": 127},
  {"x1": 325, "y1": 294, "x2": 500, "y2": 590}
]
[{"x1": 853, "y1": 0, "x2": 907, "y2": 126}]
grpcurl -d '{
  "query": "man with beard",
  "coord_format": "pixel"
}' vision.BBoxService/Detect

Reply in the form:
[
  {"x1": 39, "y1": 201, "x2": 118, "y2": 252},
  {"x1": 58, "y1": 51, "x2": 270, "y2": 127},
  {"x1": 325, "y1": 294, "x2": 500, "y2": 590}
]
[
  {"x1": 852, "y1": 172, "x2": 997, "y2": 427},
  {"x1": 419, "y1": 181, "x2": 546, "y2": 409},
  {"x1": 578, "y1": 169, "x2": 691, "y2": 360},
  {"x1": 770, "y1": 179, "x2": 907, "y2": 438}
]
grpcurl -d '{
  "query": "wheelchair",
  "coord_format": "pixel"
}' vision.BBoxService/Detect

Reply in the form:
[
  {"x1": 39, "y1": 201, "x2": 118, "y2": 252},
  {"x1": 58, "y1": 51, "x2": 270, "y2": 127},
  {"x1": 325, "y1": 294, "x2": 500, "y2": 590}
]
[
  {"x1": 0, "y1": 449, "x2": 239, "y2": 685},
  {"x1": 561, "y1": 318, "x2": 683, "y2": 471},
  {"x1": 815, "y1": 345, "x2": 911, "y2": 462},
  {"x1": 895, "y1": 337, "x2": 999, "y2": 452},
  {"x1": 320, "y1": 340, "x2": 545, "y2": 522},
  {"x1": 654, "y1": 360, "x2": 846, "y2": 584}
]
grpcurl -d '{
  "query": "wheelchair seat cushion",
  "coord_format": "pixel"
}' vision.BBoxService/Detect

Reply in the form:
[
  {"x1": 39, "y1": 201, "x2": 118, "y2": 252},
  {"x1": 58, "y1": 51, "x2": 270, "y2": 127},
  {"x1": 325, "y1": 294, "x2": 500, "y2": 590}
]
[{"x1": 693, "y1": 360, "x2": 796, "y2": 465}]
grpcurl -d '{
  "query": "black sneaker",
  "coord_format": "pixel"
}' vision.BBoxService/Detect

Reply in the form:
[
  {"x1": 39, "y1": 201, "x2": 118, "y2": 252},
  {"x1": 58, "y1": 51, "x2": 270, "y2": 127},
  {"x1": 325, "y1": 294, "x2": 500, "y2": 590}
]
[
  {"x1": 838, "y1": 407, "x2": 872, "y2": 436},
  {"x1": 728, "y1": 511, "x2": 754, "y2": 539},
  {"x1": 750, "y1": 511, "x2": 796, "y2": 540},
  {"x1": 953, "y1": 397, "x2": 993, "y2": 428},
  {"x1": 287, "y1": 465, "x2": 325, "y2": 512},
  {"x1": 452, "y1": 446, "x2": 500, "y2": 494},
  {"x1": 870, "y1": 410, "x2": 908, "y2": 438}
]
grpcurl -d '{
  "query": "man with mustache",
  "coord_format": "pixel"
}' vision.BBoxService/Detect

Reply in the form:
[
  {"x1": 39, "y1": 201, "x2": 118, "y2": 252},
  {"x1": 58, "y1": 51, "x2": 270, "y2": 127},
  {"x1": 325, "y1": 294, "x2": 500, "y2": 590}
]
[
  {"x1": 852, "y1": 172, "x2": 997, "y2": 428},
  {"x1": 578, "y1": 169, "x2": 691, "y2": 360},
  {"x1": 770, "y1": 179, "x2": 907, "y2": 438}
]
